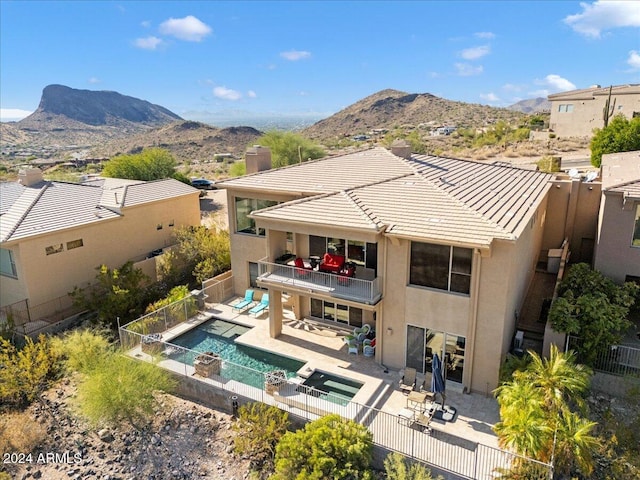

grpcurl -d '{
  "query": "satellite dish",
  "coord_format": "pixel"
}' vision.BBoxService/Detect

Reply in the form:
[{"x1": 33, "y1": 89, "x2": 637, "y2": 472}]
[
  {"x1": 568, "y1": 168, "x2": 580, "y2": 179},
  {"x1": 585, "y1": 171, "x2": 597, "y2": 182}
]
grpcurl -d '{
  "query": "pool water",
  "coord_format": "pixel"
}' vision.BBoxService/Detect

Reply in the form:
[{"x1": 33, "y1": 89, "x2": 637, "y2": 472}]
[
  {"x1": 169, "y1": 318, "x2": 305, "y2": 389},
  {"x1": 299, "y1": 371, "x2": 363, "y2": 406}
]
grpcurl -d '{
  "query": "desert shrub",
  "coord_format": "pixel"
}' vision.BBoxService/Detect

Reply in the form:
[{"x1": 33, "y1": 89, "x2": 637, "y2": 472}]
[
  {"x1": 384, "y1": 452, "x2": 442, "y2": 479},
  {"x1": 272, "y1": 414, "x2": 373, "y2": 480},
  {"x1": 50, "y1": 328, "x2": 113, "y2": 374},
  {"x1": 0, "y1": 411, "x2": 47, "y2": 454},
  {"x1": 536, "y1": 156, "x2": 561, "y2": 173},
  {"x1": 145, "y1": 285, "x2": 195, "y2": 314},
  {"x1": 0, "y1": 335, "x2": 62, "y2": 408},
  {"x1": 233, "y1": 402, "x2": 289, "y2": 473},
  {"x1": 75, "y1": 353, "x2": 175, "y2": 427}
]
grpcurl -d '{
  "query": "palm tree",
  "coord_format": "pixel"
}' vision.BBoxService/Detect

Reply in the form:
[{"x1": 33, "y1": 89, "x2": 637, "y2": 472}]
[{"x1": 552, "y1": 410, "x2": 599, "y2": 477}]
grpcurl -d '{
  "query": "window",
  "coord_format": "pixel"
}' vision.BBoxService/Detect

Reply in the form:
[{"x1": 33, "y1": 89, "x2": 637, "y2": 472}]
[
  {"x1": 66, "y1": 239, "x2": 84, "y2": 250},
  {"x1": 410, "y1": 242, "x2": 472, "y2": 294},
  {"x1": 309, "y1": 236, "x2": 378, "y2": 272},
  {"x1": 0, "y1": 248, "x2": 17, "y2": 278},
  {"x1": 45, "y1": 244, "x2": 64, "y2": 255},
  {"x1": 235, "y1": 197, "x2": 278, "y2": 235},
  {"x1": 156, "y1": 224, "x2": 163, "y2": 230},
  {"x1": 633, "y1": 205, "x2": 640, "y2": 247},
  {"x1": 310, "y1": 298, "x2": 363, "y2": 327},
  {"x1": 249, "y1": 262, "x2": 259, "y2": 288},
  {"x1": 557, "y1": 104, "x2": 574, "y2": 113}
]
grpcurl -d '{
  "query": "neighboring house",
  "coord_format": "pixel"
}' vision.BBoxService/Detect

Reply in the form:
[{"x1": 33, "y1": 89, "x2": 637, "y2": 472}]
[
  {"x1": 219, "y1": 145, "x2": 579, "y2": 393},
  {"x1": 548, "y1": 84, "x2": 640, "y2": 138},
  {"x1": 593, "y1": 150, "x2": 640, "y2": 283},
  {"x1": 0, "y1": 168, "x2": 201, "y2": 330}
]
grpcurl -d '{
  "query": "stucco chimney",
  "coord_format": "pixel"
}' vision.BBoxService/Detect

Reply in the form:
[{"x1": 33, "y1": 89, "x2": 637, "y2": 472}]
[
  {"x1": 17, "y1": 168, "x2": 45, "y2": 187},
  {"x1": 245, "y1": 145, "x2": 272, "y2": 174},
  {"x1": 390, "y1": 139, "x2": 412, "y2": 159}
]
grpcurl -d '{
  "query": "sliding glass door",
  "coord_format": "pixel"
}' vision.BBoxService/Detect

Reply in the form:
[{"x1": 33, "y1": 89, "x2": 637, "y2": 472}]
[{"x1": 406, "y1": 326, "x2": 465, "y2": 384}]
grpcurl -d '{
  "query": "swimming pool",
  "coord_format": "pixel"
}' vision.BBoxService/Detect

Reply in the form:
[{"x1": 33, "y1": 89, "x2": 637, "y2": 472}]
[
  {"x1": 168, "y1": 318, "x2": 305, "y2": 389},
  {"x1": 299, "y1": 371, "x2": 364, "y2": 406}
]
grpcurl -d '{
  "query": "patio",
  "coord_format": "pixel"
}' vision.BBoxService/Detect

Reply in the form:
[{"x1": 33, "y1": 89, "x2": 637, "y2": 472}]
[{"x1": 133, "y1": 294, "x2": 502, "y2": 449}]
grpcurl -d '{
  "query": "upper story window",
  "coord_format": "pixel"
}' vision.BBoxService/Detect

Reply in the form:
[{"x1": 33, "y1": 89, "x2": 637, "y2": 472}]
[
  {"x1": 557, "y1": 104, "x2": 574, "y2": 113},
  {"x1": 0, "y1": 248, "x2": 17, "y2": 278},
  {"x1": 66, "y1": 239, "x2": 84, "y2": 250},
  {"x1": 633, "y1": 205, "x2": 640, "y2": 247},
  {"x1": 410, "y1": 241, "x2": 472, "y2": 295},
  {"x1": 235, "y1": 197, "x2": 278, "y2": 236},
  {"x1": 45, "y1": 244, "x2": 64, "y2": 255}
]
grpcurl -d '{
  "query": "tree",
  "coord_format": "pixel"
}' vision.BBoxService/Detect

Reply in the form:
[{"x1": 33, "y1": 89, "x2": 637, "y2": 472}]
[
  {"x1": 232, "y1": 402, "x2": 289, "y2": 473},
  {"x1": 70, "y1": 261, "x2": 151, "y2": 328},
  {"x1": 162, "y1": 226, "x2": 231, "y2": 285},
  {"x1": 590, "y1": 115, "x2": 640, "y2": 168},
  {"x1": 272, "y1": 414, "x2": 373, "y2": 480},
  {"x1": 384, "y1": 452, "x2": 442, "y2": 480},
  {"x1": 102, "y1": 148, "x2": 185, "y2": 181},
  {"x1": 255, "y1": 131, "x2": 325, "y2": 168},
  {"x1": 494, "y1": 346, "x2": 599, "y2": 477},
  {"x1": 548, "y1": 263, "x2": 638, "y2": 367}
]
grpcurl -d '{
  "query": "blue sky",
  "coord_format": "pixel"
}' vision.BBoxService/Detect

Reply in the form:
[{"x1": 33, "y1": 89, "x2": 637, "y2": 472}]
[{"x1": 1, "y1": 1, "x2": 639, "y2": 122}]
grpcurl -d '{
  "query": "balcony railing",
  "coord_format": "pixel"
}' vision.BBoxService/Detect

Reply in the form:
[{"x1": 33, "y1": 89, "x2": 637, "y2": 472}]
[{"x1": 257, "y1": 258, "x2": 381, "y2": 305}]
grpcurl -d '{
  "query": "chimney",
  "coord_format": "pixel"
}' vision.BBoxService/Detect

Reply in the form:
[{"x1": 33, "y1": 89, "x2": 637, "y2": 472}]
[
  {"x1": 245, "y1": 145, "x2": 272, "y2": 174},
  {"x1": 18, "y1": 168, "x2": 44, "y2": 187},
  {"x1": 390, "y1": 139, "x2": 412, "y2": 159}
]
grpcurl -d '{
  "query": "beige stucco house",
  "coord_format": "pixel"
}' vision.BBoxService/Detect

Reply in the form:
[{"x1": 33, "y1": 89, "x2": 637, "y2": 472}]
[
  {"x1": 219, "y1": 145, "x2": 568, "y2": 393},
  {"x1": 548, "y1": 84, "x2": 640, "y2": 138},
  {"x1": 0, "y1": 168, "x2": 201, "y2": 329},
  {"x1": 593, "y1": 150, "x2": 640, "y2": 283}
]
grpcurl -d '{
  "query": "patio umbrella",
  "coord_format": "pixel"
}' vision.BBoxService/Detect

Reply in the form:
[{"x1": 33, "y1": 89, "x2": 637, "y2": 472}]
[{"x1": 431, "y1": 353, "x2": 446, "y2": 407}]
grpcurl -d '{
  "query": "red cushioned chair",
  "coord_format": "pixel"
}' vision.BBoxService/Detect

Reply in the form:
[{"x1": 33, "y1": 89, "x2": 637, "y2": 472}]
[
  {"x1": 319, "y1": 253, "x2": 345, "y2": 274},
  {"x1": 294, "y1": 257, "x2": 312, "y2": 278}
]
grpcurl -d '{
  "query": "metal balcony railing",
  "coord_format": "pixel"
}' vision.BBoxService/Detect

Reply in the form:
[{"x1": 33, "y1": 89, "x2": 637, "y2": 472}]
[{"x1": 257, "y1": 258, "x2": 381, "y2": 305}]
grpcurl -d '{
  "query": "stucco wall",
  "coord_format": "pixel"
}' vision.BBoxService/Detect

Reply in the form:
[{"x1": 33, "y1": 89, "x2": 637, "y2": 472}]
[{"x1": 0, "y1": 194, "x2": 200, "y2": 314}]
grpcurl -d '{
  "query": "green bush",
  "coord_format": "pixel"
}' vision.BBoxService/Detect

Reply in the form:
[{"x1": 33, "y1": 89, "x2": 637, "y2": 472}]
[
  {"x1": 272, "y1": 414, "x2": 373, "y2": 480},
  {"x1": 51, "y1": 328, "x2": 113, "y2": 374},
  {"x1": 590, "y1": 115, "x2": 640, "y2": 168},
  {"x1": 535, "y1": 156, "x2": 561, "y2": 173},
  {"x1": 233, "y1": 402, "x2": 289, "y2": 472},
  {"x1": 384, "y1": 452, "x2": 442, "y2": 479},
  {"x1": 75, "y1": 353, "x2": 175, "y2": 427},
  {"x1": 0, "y1": 335, "x2": 62, "y2": 408}
]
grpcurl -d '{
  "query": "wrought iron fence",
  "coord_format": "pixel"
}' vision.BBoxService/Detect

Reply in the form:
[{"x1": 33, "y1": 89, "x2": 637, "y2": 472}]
[
  {"x1": 119, "y1": 318, "x2": 552, "y2": 480},
  {"x1": 567, "y1": 335, "x2": 640, "y2": 376}
]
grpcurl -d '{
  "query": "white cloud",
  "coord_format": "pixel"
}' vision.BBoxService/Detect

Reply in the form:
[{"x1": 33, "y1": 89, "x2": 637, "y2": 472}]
[
  {"x1": 480, "y1": 92, "x2": 500, "y2": 102},
  {"x1": 0, "y1": 108, "x2": 33, "y2": 121},
  {"x1": 536, "y1": 74, "x2": 576, "y2": 92},
  {"x1": 564, "y1": 1, "x2": 640, "y2": 38},
  {"x1": 454, "y1": 63, "x2": 483, "y2": 76},
  {"x1": 628, "y1": 50, "x2": 640, "y2": 70},
  {"x1": 429, "y1": 71, "x2": 441, "y2": 78},
  {"x1": 141, "y1": 20, "x2": 151, "y2": 28},
  {"x1": 460, "y1": 45, "x2": 490, "y2": 60},
  {"x1": 213, "y1": 86, "x2": 241, "y2": 101},
  {"x1": 134, "y1": 36, "x2": 163, "y2": 50},
  {"x1": 247, "y1": 90, "x2": 257, "y2": 98},
  {"x1": 280, "y1": 50, "x2": 311, "y2": 61},
  {"x1": 475, "y1": 31, "x2": 495, "y2": 39},
  {"x1": 88, "y1": 77, "x2": 100, "y2": 84},
  {"x1": 159, "y1": 15, "x2": 212, "y2": 42},
  {"x1": 502, "y1": 83, "x2": 523, "y2": 92}
]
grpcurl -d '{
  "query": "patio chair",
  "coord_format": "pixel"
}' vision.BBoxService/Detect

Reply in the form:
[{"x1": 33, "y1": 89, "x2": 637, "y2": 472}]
[
  {"x1": 294, "y1": 257, "x2": 312, "y2": 278},
  {"x1": 347, "y1": 339, "x2": 359, "y2": 355},
  {"x1": 363, "y1": 338, "x2": 376, "y2": 357},
  {"x1": 248, "y1": 294, "x2": 269, "y2": 317},
  {"x1": 399, "y1": 367, "x2": 417, "y2": 394},
  {"x1": 233, "y1": 289, "x2": 255, "y2": 312},
  {"x1": 354, "y1": 323, "x2": 372, "y2": 342},
  {"x1": 414, "y1": 405, "x2": 437, "y2": 433}
]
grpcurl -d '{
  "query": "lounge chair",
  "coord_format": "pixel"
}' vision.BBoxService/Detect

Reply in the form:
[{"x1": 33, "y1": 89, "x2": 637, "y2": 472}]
[
  {"x1": 399, "y1": 367, "x2": 417, "y2": 394},
  {"x1": 233, "y1": 289, "x2": 255, "y2": 312},
  {"x1": 248, "y1": 294, "x2": 269, "y2": 317}
]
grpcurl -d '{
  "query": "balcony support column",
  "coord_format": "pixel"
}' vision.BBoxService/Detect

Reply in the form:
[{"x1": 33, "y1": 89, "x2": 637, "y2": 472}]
[{"x1": 268, "y1": 287, "x2": 283, "y2": 338}]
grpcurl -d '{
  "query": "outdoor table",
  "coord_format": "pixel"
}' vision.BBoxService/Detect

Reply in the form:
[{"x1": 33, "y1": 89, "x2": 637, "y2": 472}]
[
  {"x1": 397, "y1": 407, "x2": 415, "y2": 426},
  {"x1": 407, "y1": 391, "x2": 428, "y2": 412}
]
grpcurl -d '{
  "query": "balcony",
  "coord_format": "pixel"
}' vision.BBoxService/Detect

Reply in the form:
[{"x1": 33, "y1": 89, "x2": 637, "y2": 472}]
[{"x1": 257, "y1": 258, "x2": 382, "y2": 305}]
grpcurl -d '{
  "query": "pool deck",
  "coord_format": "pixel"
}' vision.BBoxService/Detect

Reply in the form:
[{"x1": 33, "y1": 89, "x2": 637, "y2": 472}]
[{"x1": 133, "y1": 297, "x2": 501, "y2": 449}]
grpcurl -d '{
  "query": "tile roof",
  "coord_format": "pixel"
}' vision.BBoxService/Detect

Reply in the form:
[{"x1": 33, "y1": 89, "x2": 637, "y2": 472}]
[
  {"x1": 248, "y1": 148, "x2": 552, "y2": 247},
  {"x1": 606, "y1": 179, "x2": 640, "y2": 199},
  {"x1": 548, "y1": 84, "x2": 640, "y2": 101},
  {"x1": 0, "y1": 178, "x2": 198, "y2": 243},
  {"x1": 218, "y1": 148, "x2": 414, "y2": 194}
]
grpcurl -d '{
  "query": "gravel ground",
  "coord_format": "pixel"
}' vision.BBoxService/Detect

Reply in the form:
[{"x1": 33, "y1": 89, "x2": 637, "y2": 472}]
[{"x1": 5, "y1": 380, "x2": 252, "y2": 480}]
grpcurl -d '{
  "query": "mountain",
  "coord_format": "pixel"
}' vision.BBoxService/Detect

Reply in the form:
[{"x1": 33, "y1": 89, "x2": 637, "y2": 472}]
[
  {"x1": 507, "y1": 97, "x2": 551, "y2": 114},
  {"x1": 4, "y1": 85, "x2": 183, "y2": 147},
  {"x1": 91, "y1": 121, "x2": 262, "y2": 162},
  {"x1": 302, "y1": 89, "x2": 528, "y2": 140}
]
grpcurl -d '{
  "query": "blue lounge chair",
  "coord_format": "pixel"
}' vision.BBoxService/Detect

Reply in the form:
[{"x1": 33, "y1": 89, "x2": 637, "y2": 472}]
[
  {"x1": 233, "y1": 289, "x2": 255, "y2": 312},
  {"x1": 249, "y1": 294, "x2": 269, "y2": 317}
]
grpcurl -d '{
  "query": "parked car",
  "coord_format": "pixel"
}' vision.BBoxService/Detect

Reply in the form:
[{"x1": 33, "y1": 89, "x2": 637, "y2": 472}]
[{"x1": 191, "y1": 178, "x2": 217, "y2": 190}]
